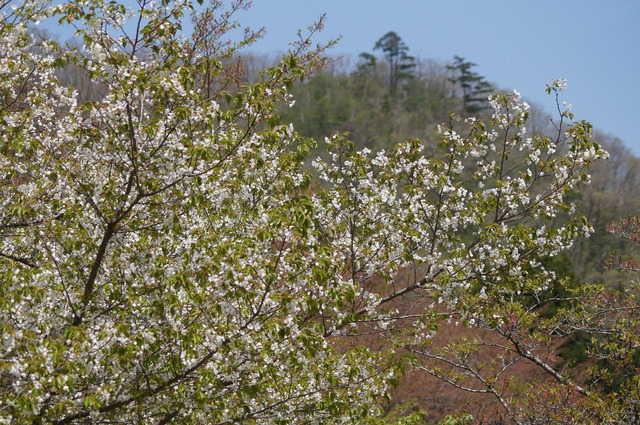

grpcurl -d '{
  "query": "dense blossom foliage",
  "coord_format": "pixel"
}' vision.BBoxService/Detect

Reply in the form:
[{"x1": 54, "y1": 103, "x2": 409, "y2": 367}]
[
  {"x1": 1, "y1": 1, "x2": 394, "y2": 423},
  {"x1": 0, "y1": 1, "x2": 618, "y2": 424}
]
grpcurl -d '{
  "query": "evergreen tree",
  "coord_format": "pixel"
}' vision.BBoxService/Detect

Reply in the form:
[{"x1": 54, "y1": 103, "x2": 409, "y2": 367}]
[
  {"x1": 373, "y1": 31, "x2": 416, "y2": 94},
  {"x1": 447, "y1": 55, "x2": 494, "y2": 114}
]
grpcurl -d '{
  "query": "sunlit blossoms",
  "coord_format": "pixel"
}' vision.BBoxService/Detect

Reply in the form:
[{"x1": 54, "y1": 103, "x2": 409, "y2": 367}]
[{"x1": 311, "y1": 87, "x2": 604, "y2": 313}]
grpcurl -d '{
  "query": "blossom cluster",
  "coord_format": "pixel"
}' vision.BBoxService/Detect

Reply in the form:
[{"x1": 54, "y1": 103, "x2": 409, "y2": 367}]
[{"x1": 311, "y1": 89, "x2": 604, "y2": 321}]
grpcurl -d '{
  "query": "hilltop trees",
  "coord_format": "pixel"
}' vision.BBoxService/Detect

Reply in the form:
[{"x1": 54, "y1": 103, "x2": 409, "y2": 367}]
[
  {"x1": 282, "y1": 36, "x2": 452, "y2": 151},
  {"x1": 373, "y1": 31, "x2": 416, "y2": 94},
  {"x1": 0, "y1": 1, "x2": 616, "y2": 424},
  {"x1": 447, "y1": 55, "x2": 494, "y2": 114},
  {"x1": 282, "y1": 36, "x2": 501, "y2": 152}
]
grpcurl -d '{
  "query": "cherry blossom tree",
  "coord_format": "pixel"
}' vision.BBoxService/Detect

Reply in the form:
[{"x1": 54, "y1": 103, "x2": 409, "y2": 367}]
[
  {"x1": 1, "y1": 1, "x2": 394, "y2": 423},
  {"x1": 0, "y1": 1, "x2": 610, "y2": 424}
]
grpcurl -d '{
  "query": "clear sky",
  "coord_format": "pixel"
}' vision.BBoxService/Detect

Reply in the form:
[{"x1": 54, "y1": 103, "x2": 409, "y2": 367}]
[{"x1": 233, "y1": 0, "x2": 640, "y2": 155}]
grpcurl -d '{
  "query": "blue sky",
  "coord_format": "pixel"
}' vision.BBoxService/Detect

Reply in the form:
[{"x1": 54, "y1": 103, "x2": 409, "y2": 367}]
[{"x1": 234, "y1": 0, "x2": 640, "y2": 155}]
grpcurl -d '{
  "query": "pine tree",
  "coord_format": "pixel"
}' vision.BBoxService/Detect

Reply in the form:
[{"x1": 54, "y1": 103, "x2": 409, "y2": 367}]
[
  {"x1": 447, "y1": 55, "x2": 494, "y2": 114},
  {"x1": 373, "y1": 31, "x2": 416, "y2": 95}
]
